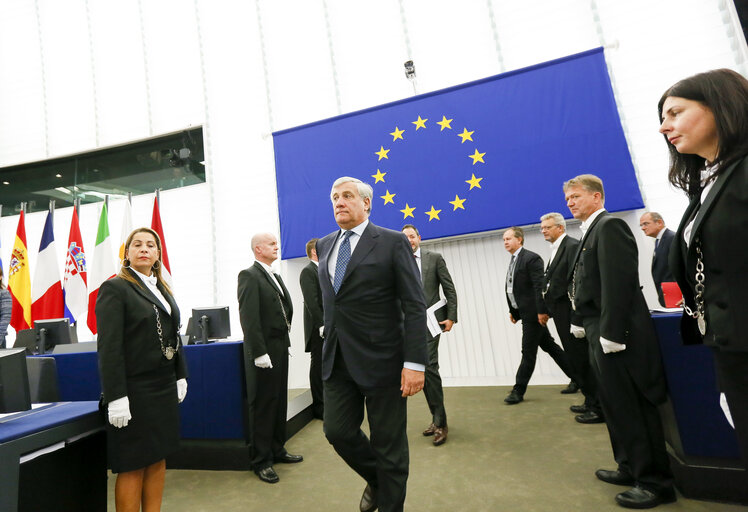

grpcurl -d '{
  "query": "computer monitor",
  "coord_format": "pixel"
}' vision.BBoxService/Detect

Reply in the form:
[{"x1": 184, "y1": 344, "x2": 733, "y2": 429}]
[
  {"x1": 0, "y1": 348, "x2": 32, "y2": 413},
  {"x1": 189, "y1": 306, "x2": 231, "y2": 344},
  {"x1": 33, "y1": 318, "x2": 75, "y2": 355}
]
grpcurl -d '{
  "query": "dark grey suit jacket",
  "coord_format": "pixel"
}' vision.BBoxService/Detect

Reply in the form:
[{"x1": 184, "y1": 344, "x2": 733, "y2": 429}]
[
  {"x1": 506, "y1": 247, "x2": 548, "y2": 321},
  {"x1": 317, "y1": 222, "x2": 427, "y2": 389},
  {"x1": 420, "y1": 250, "x2": 457, "y2": 333},
  {"x1": 300, "y1": 261, "x2": 323, "y2": 352}
]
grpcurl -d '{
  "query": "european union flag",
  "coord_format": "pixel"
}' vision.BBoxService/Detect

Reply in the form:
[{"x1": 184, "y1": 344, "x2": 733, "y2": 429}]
[{"x1": 274, "y1": 48, "x2": 642, "y2": 260}]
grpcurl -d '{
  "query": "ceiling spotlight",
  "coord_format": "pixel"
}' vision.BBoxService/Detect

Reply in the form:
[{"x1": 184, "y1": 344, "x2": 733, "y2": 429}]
[
  {"x1": 55, "y1": 173, "x2": 62, "y2": 178},
  {"x1": 404, "y1": 60, "x2": 416, "y2": 80}
]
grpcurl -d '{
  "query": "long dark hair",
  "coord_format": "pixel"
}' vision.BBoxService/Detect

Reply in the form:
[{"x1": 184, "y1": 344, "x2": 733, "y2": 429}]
[
  {"x1": 658, "y1": 68, "x2": 748, "y2": 195},
  {"x1": 0, "y1": 267, "x2": 4, "y2": 290},
  {"x1": 119, "y1": 227, "x2": 173, "y2": 296}
]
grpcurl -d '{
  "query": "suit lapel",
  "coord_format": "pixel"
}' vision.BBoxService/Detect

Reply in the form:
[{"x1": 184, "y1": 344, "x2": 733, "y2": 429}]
[
  {"x1": 689, "y1": 158, "x2": 743, "y2": 246},
  {"x1": 125, "y1": 269, "x2": 169, "y2": 313},
  {"x1": 569, "y1": 211, "x2": 607, "y2": 278}
]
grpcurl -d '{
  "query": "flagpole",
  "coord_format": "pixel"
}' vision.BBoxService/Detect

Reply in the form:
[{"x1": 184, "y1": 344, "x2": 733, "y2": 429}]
[
  {"x1": 127, "y1": 192, "x2": 132, "y2": 205},
  {"x1": 49, "y1": 199, "x2": 55, "y2": 225}
]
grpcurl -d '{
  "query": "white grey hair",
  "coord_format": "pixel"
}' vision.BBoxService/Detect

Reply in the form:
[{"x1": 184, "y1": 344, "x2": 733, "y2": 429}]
[
  {"x1": 540, "y1": 212, "x2": 566, "y2": 229},
  {"x1": 330, "y1": 176, "x2": 373, "y2": 213}
]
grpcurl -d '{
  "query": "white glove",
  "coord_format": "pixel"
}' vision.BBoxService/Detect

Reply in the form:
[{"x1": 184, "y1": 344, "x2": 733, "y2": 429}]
[
  {"x1": 319, "y1": 326, "x2": 324, "y2": 337},
  {"x1": 255, "y1": 353, "x2": 273, "y2": 368},
  {"x1": 720, "y1": 393, "x2": 735, "y2": 428},
  {"x1": 177, "y1": 378, "x2": 188, "y2": 403},
  {"x1": 600, "y1": 336, "x2": 626, "y2": 354},
  {"x1": 108, "y1": 396, "x2": 132, "y2": 428},
  {"x1": 570, "y1": 324, "x2": 586, "y2": 338}
]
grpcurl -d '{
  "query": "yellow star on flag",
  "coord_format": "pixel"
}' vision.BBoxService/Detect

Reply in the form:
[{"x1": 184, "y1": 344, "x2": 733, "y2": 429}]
[
  {"x1": 436, "y1": 116, "x2": 453, "y2": 131},
  {"x1": 425, "y1": 206, "x2": 442, "y2": 221},
  {"x1": 458, "y1": 128, "x2": 474, "y2": 143},
  {"x1": 469, "y1": 149, "x2": 486, "y2": 165},
  {"x1": 372, "y1": 169, "x2": 387, "y2": 183},
  {"x1": 466, "y1": 173, "x2": 483, "y2": 190},
  {"x1": 400, "y1": 203, "x2": 416, "y2": 218},
  {"x1": 380, "y1": 190, "x2": 396, "y2": 205},
  {"x1": 449, "y1": 195, "x2": 466, "y2": 210},
  {"x1": 375, "y1": 146, "x2": 390, "y2": 160},
  {"x1": 390, "y1": 127, "x2": 405, "y2": 141},
  {"x1": 412, "y1": 116, "x2": 428, "y2": 130}
]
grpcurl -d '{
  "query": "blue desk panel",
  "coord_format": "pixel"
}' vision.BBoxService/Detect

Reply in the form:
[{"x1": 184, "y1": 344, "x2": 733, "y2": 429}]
[
  {"x1": 44, "y1": 341, "x2": 246, "y2": 440},
  {"x1": 652, "y1": 312, "x2": 740, "y2": 459},
  {"x1": 0, "y1": 401, "x2": 100, "y2": 443}
]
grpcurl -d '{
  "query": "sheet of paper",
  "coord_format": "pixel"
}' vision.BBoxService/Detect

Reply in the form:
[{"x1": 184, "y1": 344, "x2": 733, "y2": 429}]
[{"x1": 426, "y1": 299, "x2": 448, "y2": 338}]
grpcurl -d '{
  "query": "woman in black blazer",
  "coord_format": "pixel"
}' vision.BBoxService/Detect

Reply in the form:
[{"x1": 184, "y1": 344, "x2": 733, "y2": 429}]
[
  {"x1": 658, "y1": 69, "x2": 748, "y2": 470},
  {"x1": 96, "y1": 227, "x2": 188, "y2": 511}
]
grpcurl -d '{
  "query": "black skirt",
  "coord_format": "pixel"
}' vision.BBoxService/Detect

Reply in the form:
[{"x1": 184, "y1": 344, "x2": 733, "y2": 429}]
[{"x1": 106, "y1": 363, "x2": 180, "y2": 473}]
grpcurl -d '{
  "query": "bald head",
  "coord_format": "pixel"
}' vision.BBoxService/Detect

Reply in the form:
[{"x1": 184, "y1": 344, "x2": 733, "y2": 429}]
[{"x1": 251, "y1": 232, "x2": 279, "y2": 265}]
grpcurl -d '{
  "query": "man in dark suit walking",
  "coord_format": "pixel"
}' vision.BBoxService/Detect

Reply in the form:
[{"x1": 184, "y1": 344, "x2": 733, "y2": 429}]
[
  {"x1": 639, "y1": 212, "x2": 675, "y2": 306},
  {"x1": 540, "y1": 212, "x2": 603, "y2": 424},
  {"x1": 565, "y1": 175, "x2": 674, "y2": 509},
  {"x1": 237, "y1": 233, "x2": 303, "y2": 484},
  {"x1": 317, "y1": 177, "x2": 427, "y2": 512},
  {"x1": 503, "y1": 226, "x2": 572, "y2": 405},
  {"x1": 402, "y1": 224, "x2": 457, "y2": 446},
  {"x1": 299, "y1": 238, "x2": 324, "y2": 419}
]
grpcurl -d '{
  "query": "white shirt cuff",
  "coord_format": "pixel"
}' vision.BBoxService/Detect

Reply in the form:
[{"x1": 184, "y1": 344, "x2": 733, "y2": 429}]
[
  {"x1": 404, "y1": 362, "x2": 425, "y2": 372},
  {"x1": 599, "y1": 336, "x2": 626, "y2": 354}
]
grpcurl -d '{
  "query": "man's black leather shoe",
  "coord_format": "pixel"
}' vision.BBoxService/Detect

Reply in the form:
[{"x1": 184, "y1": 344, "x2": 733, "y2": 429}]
[
  {"x1": 570, "y1": 404, "x2": 587, "y2": 413},
  {"x1": 595, "y1": 469, "x2": 635, "y2": 486},
  {"x1": 275, "y1": 453, "x2": 304, "y2": 463},
  {"x1": 504, "y1": 391, "x2": 523, "y2": 404},
  {"x1": 615, "y1": 485, "x2": 676, "y2": 509},
  {"x1": 561, "y1": 381, "x2": 579, "y2": 394},
  {"x1": 575, "y1": 410, "x2": 604, "y2": 424},
  {"x1": 256, "y1": 466, "x2": 279, "y2": 484},
  {"x1": 360, "y1": 484, "x2": 377, "y2": 512}
]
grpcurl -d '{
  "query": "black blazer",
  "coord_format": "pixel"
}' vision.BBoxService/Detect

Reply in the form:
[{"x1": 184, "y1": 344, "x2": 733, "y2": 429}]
[
  {"x1": 96, "y1": 272, "x2": 187, "y2": 403},
  {"x1": 420, "y1": 249, "x2": 458, "y2": 326},
  {"x1": 505, "y1": 247, "x2": 548, "y2": 320},
  {"x1": 237, "y1": 262, "x2": 293, "y2": 361},
  {"x1": 570, "y1": 212, "x2": 666, "y2": 404},
  {"x1": 652, "y1": 228, "x2": 675, "y2": 305},
  {"x1": 316, "y1": 222, "x2": 427, "y2": 389},
  {"x1": 542, "y1": 235, "x2": 579, "y2": 316},
  {"x1": 670, "y1": 154, "x2": 748, "y2": 351},
  {"x1": 300, "y1": 261, "x2": 323, "y2": 352}
]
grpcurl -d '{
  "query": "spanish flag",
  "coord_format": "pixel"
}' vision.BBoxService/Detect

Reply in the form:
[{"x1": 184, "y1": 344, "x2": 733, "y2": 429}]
[{"x1": 8, "y1": 211, "x2": 32, "y2": 331}]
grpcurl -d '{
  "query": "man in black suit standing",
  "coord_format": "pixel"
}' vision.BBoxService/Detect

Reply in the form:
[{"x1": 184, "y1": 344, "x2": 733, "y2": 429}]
[
  {"x1": 540, "y1": 212, "x2": 603, "y2": 424},
  {"x1": 317, "y1": 177, "x2": 427, "y2": 512},
  {"x1": 503, "y1": 226, "x2": 572, "y2": 405},
  {"x1": 402, "y1": 224, "x2": 457, "y2": 446},
  {"x1": 299, "y1": 238, "x2": 324, "y2": 419},
  {"x1": 565, "y1": 175, "x2": 674, "y2": 509},
  {"x1": 639, "y1": 212, "x2": 675, "y2": 306},
  {"x1": 237, "y1": 233, "x2": 303, "y2": 484}
]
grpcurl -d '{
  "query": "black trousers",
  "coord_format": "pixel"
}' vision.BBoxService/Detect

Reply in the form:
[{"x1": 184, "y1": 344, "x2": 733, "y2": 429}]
[
  {"x1": 550, "y1": 297, "x2": 601, "y2": 412},
  {"x1": 309, "y1": 336, "x2": 324, "y2": 418},
  {"x1": 251, "y1": 350, "x2": 289, "y2": 470},
  {"x1": 423, "y1": 334, "x2": 447, "y2": 427},
  {"x1": 584, "y1": 317, "x2": 673, "y2": 492},
  {"x1": 513, "y1": 315, "x2": 572, "y2": 396},
  {"x1": 712, "y1": 349, "x2": 748, "y2": 473},
  {"x1": 324, "y1": 351, "x2": 409, "y2": 512}
]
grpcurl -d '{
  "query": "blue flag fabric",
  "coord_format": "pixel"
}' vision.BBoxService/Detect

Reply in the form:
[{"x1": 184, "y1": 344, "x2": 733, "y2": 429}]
[{"x1": 273, "y1": 48, "x2": 643, "y2": 260}]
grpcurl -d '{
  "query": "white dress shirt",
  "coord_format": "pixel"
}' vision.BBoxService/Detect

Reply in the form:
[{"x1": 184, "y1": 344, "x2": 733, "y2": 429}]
[
  {"x1": 547, "y1": 233, "x2": 567, "y2": 268},
  {"x1": 132, "y1": 268, "x2": 171, "y2": 315},
  {"x1": 327, "y1": 219, "x2": 369, "y2": 285},
  {"x1": 257, "y1": 260, "x2": 284, "y2": 296}
]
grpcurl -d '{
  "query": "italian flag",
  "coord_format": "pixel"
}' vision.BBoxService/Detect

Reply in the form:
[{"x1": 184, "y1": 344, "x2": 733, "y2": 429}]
[{"x1": 87, "y1": 203, "x2": 116, "y2": 334}]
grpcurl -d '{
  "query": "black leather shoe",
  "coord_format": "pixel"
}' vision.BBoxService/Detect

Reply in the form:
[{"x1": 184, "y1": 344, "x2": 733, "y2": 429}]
[
  {"x1": 575, "y1": 410, "x2": 604, "y2": 424},
  {"x1": 595, "y1": 469, "x2": 635, "y2": 486},
  {"x1": 360, "y1": 484, "x2": 377, "y2": 512},
  {"x1": 256, "y1": 466, "x2": 279, "y2": 484},
  {"x1": 275, "y1": 453, "x2": 303, "y2": 463},
  {"x1": 615, "y1": 485, "x2": 676, "y2": 509},
  {"x1": 570, "y1": 404, "x2": 587, "y2": 413},
  {"x1": 504, "y1": 391, "x2": 523, "y2": 404},
  {"x1": 561, "y1": 381, "x2": 579, "y2": 394}
]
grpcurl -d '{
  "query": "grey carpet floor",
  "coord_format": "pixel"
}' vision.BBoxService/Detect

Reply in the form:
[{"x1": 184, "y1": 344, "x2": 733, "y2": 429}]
[{"x1": 107, "y1": 386, "x2": 747, "y2": 511}]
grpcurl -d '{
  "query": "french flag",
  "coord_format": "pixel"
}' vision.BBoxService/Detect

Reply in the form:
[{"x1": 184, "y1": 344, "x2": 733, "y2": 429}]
[{"x1": 31, "y1": 211, "x2": 64, "y2": 321}]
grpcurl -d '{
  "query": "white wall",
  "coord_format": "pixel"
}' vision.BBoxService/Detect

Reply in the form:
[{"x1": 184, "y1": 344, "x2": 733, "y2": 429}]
[{"x1": 0, "y1": 0, "x2": 746, "y2": 389}]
